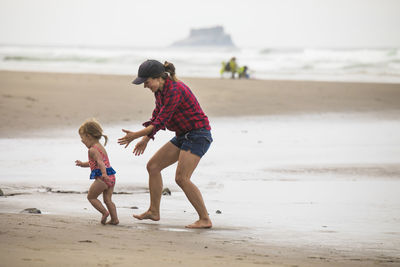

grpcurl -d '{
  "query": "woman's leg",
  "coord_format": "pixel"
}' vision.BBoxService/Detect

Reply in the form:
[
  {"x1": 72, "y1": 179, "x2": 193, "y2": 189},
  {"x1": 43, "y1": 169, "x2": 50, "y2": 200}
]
[
  {"x1": 103, "y1": 186, "x2": 119, "y2": 225},
  {"x1": 175, "y1": 150, "x2": 212, "y2": 229},
  {"x1": 87, "y1": 179, "x2": 109, "y2": 224},
  {"x1": 133, "y1": 141, "x2": 180, "y2": 221}
]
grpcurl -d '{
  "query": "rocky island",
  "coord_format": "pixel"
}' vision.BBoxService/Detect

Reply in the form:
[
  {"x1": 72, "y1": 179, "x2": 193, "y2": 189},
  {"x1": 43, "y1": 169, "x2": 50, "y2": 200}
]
[{"x1": 171, "y1": 26, "x2": 235, "y2": 47}]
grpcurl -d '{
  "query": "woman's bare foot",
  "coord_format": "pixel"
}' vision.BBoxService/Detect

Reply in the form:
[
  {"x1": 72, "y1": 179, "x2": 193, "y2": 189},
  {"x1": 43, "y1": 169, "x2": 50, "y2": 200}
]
[
  {"x1": 133, "y1": 210, "x2": 160, "y2": 221},
  {"x1": 185, "y1": 218, "x2": 212, "y2": 229},
  {"x1": 106, "y1": 219, "x2": 119, "y2": 225},
  {"x1": 101, "y1": 211, "x2": 109, "y2": 225}
]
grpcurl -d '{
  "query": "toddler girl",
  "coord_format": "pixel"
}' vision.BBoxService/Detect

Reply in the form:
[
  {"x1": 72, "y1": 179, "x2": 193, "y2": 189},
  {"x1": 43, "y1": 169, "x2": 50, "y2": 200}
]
[{"x1": 75, "y1": 119, "x2": 119, "y2": 225}]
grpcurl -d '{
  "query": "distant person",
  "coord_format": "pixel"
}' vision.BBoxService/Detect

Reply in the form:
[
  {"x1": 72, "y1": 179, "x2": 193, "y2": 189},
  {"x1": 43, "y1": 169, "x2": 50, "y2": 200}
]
[
  {"x1": 75, "y1": 119, "x2": 119, "y2": 225},
  {"x1": 118, "y1": 60, "x2": 213, "y2": 229},
  {"x1": 220, "y1": 57, "x2": 238, "y2": 79},
  {"x1": 238, "y1": 66, "x2": 250, "y2": 79}
]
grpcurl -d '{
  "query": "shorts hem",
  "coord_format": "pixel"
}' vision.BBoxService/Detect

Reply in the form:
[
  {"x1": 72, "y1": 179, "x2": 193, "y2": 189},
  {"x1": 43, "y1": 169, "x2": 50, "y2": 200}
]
[{"x1": 180, "y1": 147, "x2": 203, "y2": 158}]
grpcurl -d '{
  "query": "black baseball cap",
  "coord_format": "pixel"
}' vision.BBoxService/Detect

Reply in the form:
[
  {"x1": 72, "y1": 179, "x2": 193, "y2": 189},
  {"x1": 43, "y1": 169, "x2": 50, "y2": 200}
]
[{"x1": 132, "y1": 59, "x2": 165, "y2": 84}]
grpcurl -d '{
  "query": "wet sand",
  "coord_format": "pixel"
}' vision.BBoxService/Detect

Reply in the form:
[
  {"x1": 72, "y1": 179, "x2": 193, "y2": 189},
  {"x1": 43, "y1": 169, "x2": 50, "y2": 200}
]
[
  {"x1": 1, "y1": 211, "x2": 398, "y2": 267},
  {"x1": 1, "y1": 71, "x2": 400, "y2": 266}
]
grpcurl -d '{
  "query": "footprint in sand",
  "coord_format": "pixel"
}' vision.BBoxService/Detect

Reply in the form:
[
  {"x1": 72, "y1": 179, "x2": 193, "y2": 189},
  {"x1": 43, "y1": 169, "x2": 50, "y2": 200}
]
[
  {"x1": 78, "y1": 240, "x2": 93, "y2": 243},
  {"x1": 25, "y1": 96, "x2": 37, "y2": 102}
]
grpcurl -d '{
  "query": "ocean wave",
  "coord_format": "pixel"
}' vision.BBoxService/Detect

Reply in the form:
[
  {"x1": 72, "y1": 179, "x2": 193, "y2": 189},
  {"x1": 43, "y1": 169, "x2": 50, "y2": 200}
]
[
  {"x1": 1, "y1": 45, "x2": 399, "y2": 83},
  {"x1": 4, "y1": 55, "x2": 110, "y2": 63}
]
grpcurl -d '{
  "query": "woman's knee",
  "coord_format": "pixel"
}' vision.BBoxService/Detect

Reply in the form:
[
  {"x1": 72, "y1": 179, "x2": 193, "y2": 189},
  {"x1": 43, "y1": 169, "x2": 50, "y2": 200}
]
[
  {"x1": 175, "y1": 172, "x2": 189, "y2": 187},
  {"x1": 146, "y1": 160, "x2": 161, "y2": 175}
]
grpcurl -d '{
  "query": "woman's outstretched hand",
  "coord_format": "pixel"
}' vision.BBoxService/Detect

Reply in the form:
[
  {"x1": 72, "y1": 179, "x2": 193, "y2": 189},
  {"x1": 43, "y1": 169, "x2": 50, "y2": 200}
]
[
  {"x1": 133, "y1": 137, "x2": 149, "y2": 156},
  {"x1": 118, "y1": 129, "x2": 137, "y2": 148}
]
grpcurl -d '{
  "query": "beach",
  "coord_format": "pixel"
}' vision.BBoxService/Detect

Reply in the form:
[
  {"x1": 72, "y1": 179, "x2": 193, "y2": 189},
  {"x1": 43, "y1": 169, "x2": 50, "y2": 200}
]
[
  {"x1": 1, "y1": 70, "x2": 400, "y2": 266},
  {"x1": 1, "y1": 71, "x2": 400, "y2": 137}
]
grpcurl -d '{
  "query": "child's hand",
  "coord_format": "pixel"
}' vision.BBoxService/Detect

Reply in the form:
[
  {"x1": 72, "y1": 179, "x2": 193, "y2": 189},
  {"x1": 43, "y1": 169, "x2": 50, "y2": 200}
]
[
  {"x1": 133, "y1": 139, "x2": 148, "y2": 156},
  {"x1": 75, "y1": 160, "x2": 84, "y2": 167}
]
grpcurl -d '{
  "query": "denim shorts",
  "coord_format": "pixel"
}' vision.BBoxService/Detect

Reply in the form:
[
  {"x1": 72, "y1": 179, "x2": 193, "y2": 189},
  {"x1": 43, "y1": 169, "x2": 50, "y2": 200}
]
[{"x1": 170, "y1": 128, "x2": 213, "y2": 158}]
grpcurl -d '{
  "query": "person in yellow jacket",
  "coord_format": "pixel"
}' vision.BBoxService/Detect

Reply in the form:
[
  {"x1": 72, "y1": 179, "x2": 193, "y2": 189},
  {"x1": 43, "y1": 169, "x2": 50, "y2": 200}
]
[
  {"x1": 220, "y1": 57, "x2": 238, "y2": 79},
  {"x1": 238, "y1": 65, "x2": 249, "y2": 79}
]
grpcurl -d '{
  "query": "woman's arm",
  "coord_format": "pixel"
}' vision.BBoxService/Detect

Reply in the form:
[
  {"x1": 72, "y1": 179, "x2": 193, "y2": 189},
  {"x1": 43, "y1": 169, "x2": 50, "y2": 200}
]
[
  {"x1": 118, "y1": 125, "x2": 154, "y2": 148},
  {"x1": 146, "y1": 87, "x2": 182, "y2": 138},
  {"x1": 133, "y1": 135, "x2": 151, "y2": 156},
  {"x1": 142, "y1": 100, "x2": 161, "y2": 128}
]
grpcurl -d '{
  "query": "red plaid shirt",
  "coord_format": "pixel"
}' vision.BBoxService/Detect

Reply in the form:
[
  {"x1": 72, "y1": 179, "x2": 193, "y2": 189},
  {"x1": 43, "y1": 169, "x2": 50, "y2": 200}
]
[{"x1": 143, "y1": 78, "x2": 211, "y2": 139}]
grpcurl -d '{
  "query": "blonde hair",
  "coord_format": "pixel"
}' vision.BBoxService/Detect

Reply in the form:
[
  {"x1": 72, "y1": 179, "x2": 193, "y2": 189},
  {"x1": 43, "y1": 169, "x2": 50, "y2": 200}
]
[{"x1": 79, "y1": 118, "x2": 108, "y2": 146}]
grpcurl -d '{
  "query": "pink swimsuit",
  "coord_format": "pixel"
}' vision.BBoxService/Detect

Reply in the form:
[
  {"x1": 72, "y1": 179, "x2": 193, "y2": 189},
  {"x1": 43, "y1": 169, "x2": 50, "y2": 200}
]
[{"x1": 88, "y1": 145, "x2": 116, "y2": 188}]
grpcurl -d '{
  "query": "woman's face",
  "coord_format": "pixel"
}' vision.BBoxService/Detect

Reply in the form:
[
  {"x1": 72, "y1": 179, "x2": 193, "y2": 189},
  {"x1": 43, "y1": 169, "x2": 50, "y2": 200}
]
[{"x1": 144, "y1": 77, "x2": 163, "y2": 93}]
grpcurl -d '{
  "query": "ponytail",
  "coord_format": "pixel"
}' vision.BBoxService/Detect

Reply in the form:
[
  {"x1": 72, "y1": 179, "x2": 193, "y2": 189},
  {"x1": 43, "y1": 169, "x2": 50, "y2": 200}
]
[
  {"x1": 163, "y1": 61, "x2": 178, "y2": 82},
  {"x1": 102, "y1": 134, "x2": 108, "y2": 146}
]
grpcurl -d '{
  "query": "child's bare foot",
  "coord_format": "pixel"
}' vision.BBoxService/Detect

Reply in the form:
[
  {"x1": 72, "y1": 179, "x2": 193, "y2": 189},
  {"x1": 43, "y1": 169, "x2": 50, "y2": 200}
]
[
  {"x1": 185, "y1": 218, "x2": 212, "y2": 229},
  {"x1": 106, "y1": 219, "x2": 119, "y2": 225},
  {"x1": 101, "y1": 211, "x2": 109, "y2": 225},
  {"x1": 133, "y1": 210, "x2": 160, "y2": 221}
]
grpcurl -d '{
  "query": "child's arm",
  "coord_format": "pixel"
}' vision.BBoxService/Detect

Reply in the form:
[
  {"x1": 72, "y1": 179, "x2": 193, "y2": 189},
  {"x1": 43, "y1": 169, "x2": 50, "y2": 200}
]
[
  {"x1": 88, "y1": 148, "x2": 110, "y2": 183},
  {"x1": 75, "y1": 160, "x2": 89, "y2": 167}
]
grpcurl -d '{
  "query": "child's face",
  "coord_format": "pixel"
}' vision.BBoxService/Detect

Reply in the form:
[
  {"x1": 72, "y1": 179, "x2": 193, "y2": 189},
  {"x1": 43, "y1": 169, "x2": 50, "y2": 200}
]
[
  {"x1": 144, "y1": 77, "x2": 163, "y2": 93},
  {"x1": 79, "y1": 133, "x2": 93, "y2": 148}
]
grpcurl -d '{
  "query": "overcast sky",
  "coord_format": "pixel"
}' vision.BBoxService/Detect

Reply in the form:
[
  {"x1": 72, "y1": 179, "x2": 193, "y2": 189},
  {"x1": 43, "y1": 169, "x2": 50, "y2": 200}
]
[{"x1": 0, "y1": 0, "x2": 399, "y2": 48}]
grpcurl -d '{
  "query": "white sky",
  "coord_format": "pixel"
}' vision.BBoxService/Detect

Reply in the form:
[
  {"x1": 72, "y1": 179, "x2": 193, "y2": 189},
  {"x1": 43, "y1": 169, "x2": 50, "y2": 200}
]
[{"x1": 0, "y1": 0, "x2": 399, "y2": 48}]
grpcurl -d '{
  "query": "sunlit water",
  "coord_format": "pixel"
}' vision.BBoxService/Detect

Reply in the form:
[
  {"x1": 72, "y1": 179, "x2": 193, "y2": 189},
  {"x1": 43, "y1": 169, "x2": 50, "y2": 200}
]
[{"x1": 1, "y1": 114, "x2": 400, "y2": 257}]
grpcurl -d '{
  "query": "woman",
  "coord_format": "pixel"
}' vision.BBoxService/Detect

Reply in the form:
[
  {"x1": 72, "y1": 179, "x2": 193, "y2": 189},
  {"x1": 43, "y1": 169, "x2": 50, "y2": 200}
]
[{"x1": 118, "y1": 60, "x2": 213, "y2": 229}]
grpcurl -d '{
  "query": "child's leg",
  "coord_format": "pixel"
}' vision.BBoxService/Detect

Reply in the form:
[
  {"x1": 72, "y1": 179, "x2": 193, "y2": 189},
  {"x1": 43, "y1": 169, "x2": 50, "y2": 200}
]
[
  {"x1": 103, "y1": 186, "x2": 119, "y2": 225},
  {"x1": 87, "y1": 179, "x2": 109, "y2": 224}
]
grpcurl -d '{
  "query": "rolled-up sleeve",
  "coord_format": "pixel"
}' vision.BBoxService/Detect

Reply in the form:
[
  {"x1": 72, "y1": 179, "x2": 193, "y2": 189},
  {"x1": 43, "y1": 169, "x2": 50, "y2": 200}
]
[
  {"x1": 147, "y1": 88, "x2": 182, "y2": 139},
  {"x1": 142, "y1": 99, "x2": 160, "y2": 139}
]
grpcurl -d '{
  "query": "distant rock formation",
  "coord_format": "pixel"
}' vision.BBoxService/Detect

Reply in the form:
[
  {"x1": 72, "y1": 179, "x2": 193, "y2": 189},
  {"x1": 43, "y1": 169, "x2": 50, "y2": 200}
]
[{"x1": 171, "y1": 26, "x2": 235, "y2": 47}]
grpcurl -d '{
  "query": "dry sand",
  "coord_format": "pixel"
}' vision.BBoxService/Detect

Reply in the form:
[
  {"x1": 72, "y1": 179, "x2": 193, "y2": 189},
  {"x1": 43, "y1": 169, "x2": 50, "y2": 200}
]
[
  {"x1": 1, "y1": 71, "x2": 400, "y2": 266},
  {"x1": 1, "y1": 70, "x2": 400, "y2": 137}
]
